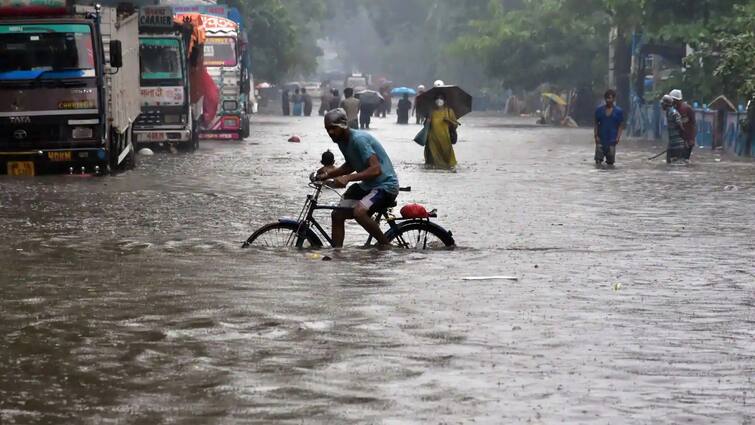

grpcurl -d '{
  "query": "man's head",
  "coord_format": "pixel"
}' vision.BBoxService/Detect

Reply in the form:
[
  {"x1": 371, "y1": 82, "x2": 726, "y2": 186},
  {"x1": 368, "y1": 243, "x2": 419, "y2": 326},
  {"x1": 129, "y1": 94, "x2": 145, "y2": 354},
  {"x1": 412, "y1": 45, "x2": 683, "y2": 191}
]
[
  {"x1": 344, "y1": 88, "x2": 354, "y2": 98},
  {"x1": 669, "y1": 89, "x2": 683, "y2": 106},
  {"x1": 321, "y1": 149, "x2": 335, "y2": 166},
  {"x1": 604, "y1": 89, "x2": 617, "y2": 107},
  {"x1": 403, "y1": 93, "x2": 409, "y2": 100},
  {"x1": 295, "y1": 88, "x2": 300, "y2": 94},
  {"x1": 324, "y1": 108, "x2": 349, "y2": 143},
  {"x1": 302, "y1": 87, "x2": 307, "y2": 94},
  {"x1": 661, "y1": 94, "x2": 674, "y2": 110}
]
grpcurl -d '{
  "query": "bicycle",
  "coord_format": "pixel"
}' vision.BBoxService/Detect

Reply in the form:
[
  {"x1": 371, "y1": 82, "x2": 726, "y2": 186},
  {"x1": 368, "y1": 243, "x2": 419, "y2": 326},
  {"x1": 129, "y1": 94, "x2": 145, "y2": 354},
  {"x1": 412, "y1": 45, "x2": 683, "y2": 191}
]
[{"x1": 242, "y1": 175, "x2": 455, "y2": 249}]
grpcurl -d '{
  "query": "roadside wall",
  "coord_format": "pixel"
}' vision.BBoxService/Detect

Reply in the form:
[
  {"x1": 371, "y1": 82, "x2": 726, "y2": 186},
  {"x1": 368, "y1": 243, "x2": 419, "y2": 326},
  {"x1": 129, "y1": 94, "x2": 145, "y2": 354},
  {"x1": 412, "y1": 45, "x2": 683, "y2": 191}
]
[{"x1": 628, "y1": 103, "x2": 753, "y2": 158}]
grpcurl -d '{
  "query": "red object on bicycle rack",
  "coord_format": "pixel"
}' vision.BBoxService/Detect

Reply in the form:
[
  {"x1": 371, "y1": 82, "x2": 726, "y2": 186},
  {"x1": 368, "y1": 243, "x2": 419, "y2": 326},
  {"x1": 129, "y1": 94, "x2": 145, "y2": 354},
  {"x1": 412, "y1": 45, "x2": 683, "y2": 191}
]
[{"x1": 400, "y1": 203, "x2": 430, "y2": 219}]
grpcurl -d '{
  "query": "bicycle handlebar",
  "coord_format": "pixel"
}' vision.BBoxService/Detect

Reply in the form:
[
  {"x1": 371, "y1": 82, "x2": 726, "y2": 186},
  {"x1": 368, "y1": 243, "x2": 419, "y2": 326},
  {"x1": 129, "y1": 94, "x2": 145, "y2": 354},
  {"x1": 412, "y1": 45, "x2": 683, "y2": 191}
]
[{"x1": 310, "y1": 172, "x2": 411, "y2": 193}]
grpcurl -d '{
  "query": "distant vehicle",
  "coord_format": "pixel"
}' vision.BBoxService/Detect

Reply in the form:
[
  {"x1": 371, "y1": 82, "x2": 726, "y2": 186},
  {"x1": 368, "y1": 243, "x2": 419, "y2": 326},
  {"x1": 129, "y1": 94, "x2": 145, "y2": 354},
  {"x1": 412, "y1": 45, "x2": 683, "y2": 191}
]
[
  {"x1": 0, "y1": 0, "x2": 141, "y2": 175},
  {"x1": 344, "y1": 73, "x2": 371, "y2": 92},
  {"x1": 302, "y1": 82, "x2": 321, "y2": 98},
  {"x1": 174, "y1": 4, "x2": 251, "y2": 140},
  {"x1": 133, "y1": 5, "x2": 201, "y2": 152}
]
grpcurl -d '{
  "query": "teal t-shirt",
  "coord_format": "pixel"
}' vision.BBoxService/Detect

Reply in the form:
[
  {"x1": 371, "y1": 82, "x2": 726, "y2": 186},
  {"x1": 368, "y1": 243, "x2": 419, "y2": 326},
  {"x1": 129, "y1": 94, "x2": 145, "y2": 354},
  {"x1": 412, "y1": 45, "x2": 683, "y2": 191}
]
[{"x1": 338, "y1": 130, "x2": 399, "y2": 194}]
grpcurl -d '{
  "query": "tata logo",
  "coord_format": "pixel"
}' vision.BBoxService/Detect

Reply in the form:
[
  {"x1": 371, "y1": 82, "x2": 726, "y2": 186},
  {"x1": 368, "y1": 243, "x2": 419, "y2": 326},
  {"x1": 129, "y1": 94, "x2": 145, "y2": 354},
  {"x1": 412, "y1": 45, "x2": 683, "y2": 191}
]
[
  {"x1": 9, "y1": 116, "x2": 31, "y2": 124},
  {"x1": 13, "y1": 129, "x2": 28, "y2": 140}
]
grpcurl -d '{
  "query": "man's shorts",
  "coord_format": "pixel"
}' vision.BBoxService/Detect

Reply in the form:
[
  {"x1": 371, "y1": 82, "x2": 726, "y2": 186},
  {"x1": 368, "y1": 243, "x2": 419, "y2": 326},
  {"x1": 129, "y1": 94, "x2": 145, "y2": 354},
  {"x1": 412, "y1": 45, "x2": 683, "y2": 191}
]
[
  {"x1": 338, "y1": 184, "x2": 397, "y2": 214},
  {"x1": 595, "y1": 144, "x2": 616, "y2": 164}
]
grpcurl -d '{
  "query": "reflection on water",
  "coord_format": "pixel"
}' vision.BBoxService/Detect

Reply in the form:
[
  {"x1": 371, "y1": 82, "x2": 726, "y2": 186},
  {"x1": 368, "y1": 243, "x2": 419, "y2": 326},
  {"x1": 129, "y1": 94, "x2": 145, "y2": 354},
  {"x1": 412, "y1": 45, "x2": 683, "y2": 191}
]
[{"x1": 1, "y1": 116, "x2": 754, "y2": 423}]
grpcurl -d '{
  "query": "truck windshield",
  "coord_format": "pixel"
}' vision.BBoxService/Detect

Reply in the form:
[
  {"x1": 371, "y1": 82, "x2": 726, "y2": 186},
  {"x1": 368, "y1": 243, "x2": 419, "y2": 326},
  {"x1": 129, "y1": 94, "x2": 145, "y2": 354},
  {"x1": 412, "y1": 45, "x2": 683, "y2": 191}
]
[
  {"x1": 204, "y1": 37, "x2": 236, "y2": 67},
  {"x1": 0, "y1": 24, "x2": 95, "y2": 79},
  {"x1": 140, "y1": 38, "x2": 183, "y2": 81}
]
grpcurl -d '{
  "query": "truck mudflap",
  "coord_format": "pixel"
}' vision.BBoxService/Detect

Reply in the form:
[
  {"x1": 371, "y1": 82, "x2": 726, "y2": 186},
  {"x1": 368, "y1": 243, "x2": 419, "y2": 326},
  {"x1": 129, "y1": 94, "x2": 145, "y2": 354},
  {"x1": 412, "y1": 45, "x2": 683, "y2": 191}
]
[{"x1": 0, "y1": 148, "x2": 108, "y2": 176}]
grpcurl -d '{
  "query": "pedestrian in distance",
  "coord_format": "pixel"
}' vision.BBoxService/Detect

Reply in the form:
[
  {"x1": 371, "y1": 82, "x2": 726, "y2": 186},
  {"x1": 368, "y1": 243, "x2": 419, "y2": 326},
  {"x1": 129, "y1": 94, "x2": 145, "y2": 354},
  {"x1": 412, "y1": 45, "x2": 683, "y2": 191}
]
[
  {"x1": 397, "y1": 93, "x2": 411, "y2": 124},
  {"x1": 329, "y1": 89, "x2": 342, "y2": 111},
  {"x1": 669, "y1": 89, "x2": 697, "y2": 161},
  {"x1": 359, "y1": 100, "x2": 377, "y2": 129},
  {"x1": 316, "y1": 108, "x2": 400, "y2": 248},
  {"x1": 661, "y1": 95, "x2": 689, "y2": 164},
  {"x1": 424, "y1": 93, "x2": 459, "y2": 169},
  {"x1": 302, "y1": 87, "x2": 313, "y2": 116},
  {"x1": 319, "y1": 84, "x2": 332, "y2": 116},
  {"x1": 594, "y1": 89, "x2": 624, "y2": 166},
  {"x1": 292, "y1": 88, "x2": 303, "y2": 116},
  {"x1": 281, "y1": 89, "x2": 290, "y2": 116},
  {"x1": 413, "y1": 84, "x2": 426, "y2": 124},
  {"x1": 340, "y1": 88, "x2": 360, "y2": 129}
]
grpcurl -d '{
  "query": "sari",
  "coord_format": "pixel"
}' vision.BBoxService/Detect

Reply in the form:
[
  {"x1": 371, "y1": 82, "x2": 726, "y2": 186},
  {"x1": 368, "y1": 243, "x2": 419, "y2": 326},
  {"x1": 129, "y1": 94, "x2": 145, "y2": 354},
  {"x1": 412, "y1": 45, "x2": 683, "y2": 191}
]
[{"x1": 424, "y1": 107, "x2": 458, "y2": 168}]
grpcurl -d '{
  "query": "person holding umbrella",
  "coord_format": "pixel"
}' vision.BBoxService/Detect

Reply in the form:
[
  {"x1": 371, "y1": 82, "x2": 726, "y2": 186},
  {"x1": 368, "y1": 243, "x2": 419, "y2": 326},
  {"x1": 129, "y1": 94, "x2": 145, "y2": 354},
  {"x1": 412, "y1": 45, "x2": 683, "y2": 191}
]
[
  {"x1": 397, "y1": 93, "x2": 412, "y2": 124},
  {"x1": 414, "y1": 84, "x2": 472, "y2": 169},
  {"x1": 424, "y1": 93, "x2": 459, "y2": 168}
]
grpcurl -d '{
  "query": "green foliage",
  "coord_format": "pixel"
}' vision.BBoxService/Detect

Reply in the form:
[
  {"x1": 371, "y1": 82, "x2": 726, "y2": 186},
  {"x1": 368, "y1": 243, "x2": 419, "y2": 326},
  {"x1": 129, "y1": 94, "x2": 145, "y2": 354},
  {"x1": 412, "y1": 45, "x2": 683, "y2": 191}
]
[{"x1": 225, "y1": 0, "x2": 325, "y2": 83}]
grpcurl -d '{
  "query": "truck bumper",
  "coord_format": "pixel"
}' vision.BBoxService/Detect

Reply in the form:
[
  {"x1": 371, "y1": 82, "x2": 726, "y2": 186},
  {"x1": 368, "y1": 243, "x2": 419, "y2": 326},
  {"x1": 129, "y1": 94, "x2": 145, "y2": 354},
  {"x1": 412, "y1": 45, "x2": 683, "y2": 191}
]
[
  {"x1": 133, "y1": 129, "x2": 191, "y2": 144},
  {"x1": 200, "y1": 131, "x2": 241, "y2": 140},
  {"x1": 202, "y1": 114, "x2": 242, "y2": 140},
  {"x1": 0, "y1": 148, "x2": 108, "y2": 176}
]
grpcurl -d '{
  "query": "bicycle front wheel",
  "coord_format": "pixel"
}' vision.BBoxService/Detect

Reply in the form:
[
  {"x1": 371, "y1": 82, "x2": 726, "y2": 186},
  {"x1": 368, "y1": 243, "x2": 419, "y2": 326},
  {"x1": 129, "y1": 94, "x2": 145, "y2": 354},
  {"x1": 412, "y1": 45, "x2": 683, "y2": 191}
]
[
  {"x1": 242, "y1": 222, "x2": 323, "y2": 249},
  {"x1": 386, "y1": 221, "x2": 455, "y2": 249}
]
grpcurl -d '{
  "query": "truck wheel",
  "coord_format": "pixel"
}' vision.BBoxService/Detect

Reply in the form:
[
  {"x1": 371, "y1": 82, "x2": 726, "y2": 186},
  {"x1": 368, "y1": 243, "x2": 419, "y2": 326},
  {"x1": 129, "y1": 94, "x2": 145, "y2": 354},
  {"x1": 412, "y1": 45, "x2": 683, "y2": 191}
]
[
  {"x1": 180, "y1": 125, "x2": 200, "y2": 152},
  {"x1": 123, "y1": 130, "x2": 137, "y2": 170},
  {"x1": 241, "y1": 116, "x2": 250, "y2": 139},
  {"x1": 191, "y1": 124, "x2": 200, "y2": 151},
  {"x1": 109, "y1": 129, "x2": 121, "y2": 172}
]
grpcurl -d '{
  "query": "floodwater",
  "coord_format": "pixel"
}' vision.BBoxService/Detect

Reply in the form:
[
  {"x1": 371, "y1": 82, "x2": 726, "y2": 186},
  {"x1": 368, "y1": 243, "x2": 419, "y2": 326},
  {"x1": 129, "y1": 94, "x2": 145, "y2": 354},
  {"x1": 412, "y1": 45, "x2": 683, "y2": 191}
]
[{"x1": 1, "y1": 114, "x2": 753, "y2": 424}]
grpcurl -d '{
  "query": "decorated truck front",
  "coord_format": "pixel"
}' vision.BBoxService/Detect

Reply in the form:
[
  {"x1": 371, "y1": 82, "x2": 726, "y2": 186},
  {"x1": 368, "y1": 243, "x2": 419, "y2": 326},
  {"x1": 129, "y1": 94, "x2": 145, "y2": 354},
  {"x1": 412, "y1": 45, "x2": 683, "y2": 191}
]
[
  {"x1": 133, "y1": 6, "x2": 198, "y2": 151},
  {"x1": 175, "y1": 5, "x2": 249, "y2": 140},
  {"x1": 0, "y1": 0, "x2": 140, "y2": 175}
]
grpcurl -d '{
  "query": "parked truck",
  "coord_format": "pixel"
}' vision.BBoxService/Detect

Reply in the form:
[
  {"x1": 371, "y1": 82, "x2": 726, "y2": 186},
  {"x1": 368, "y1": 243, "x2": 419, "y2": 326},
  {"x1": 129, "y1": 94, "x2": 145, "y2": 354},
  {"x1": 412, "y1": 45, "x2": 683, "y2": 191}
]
[
  {"x1": 175, "y1": 4, "x2": 250, "y2": 140},
  {"x1": 133, "y1": 5, "x2": 200, "y2": 151},
  {"x1": 0, "y1": 0, "x2": 140, "y2": 175}
]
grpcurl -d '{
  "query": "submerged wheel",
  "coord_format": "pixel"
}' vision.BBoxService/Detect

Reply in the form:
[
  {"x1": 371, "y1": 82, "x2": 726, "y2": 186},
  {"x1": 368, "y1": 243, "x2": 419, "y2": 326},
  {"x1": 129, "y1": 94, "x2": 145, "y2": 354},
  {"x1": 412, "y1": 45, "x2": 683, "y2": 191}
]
[
  {"x1": 242, "y1": 222, "x2": 323, "y2": 249},
  {"x1": 386, "y1": 221, "x2": 455, "y2": 249}
]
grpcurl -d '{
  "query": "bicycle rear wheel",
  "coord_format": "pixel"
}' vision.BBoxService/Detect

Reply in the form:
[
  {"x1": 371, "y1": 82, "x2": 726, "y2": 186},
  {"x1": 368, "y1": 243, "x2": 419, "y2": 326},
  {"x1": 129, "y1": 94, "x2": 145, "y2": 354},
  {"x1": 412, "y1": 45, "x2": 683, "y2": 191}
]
[
  {"x1": 386, "y1": 221, "x2": 455, "y2": 249},
  {"x1": 242, "y1": 222, "x2": 323, "y2": 249}
]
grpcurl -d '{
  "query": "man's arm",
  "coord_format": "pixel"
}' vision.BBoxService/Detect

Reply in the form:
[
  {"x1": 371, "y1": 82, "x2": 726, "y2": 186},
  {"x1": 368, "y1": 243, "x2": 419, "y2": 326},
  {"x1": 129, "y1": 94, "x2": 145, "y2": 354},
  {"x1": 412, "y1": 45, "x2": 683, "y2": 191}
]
[
  {"x1": 334, "y1": 155, "x2": 381, "y2": 187},
  {"x1": 319, "y1": 163, "x2": 353, "y2": 180}
]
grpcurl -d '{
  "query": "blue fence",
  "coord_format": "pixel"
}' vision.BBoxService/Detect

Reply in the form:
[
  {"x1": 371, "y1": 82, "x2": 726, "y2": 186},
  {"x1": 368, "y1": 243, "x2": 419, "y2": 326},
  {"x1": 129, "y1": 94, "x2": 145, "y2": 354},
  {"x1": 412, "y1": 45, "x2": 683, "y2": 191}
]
[{"x1": 628, "y1": 101, "x2": 753, "y2": 157}]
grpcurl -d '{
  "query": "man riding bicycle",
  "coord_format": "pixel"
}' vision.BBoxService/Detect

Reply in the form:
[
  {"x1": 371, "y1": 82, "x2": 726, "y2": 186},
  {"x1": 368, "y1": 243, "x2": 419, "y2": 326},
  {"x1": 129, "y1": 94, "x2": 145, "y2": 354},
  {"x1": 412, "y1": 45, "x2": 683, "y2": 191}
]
[{"x1": 316, "y1": 108, "x2": 400, "y2": 248}]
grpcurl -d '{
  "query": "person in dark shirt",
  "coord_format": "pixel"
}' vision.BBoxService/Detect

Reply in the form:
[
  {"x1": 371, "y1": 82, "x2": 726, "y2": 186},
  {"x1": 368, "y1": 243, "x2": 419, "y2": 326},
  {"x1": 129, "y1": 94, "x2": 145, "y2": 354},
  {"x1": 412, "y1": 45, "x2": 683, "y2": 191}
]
[
  {"x1": 329, "y1": 89, "x2": 342, "y2": 111},
  {"x1": 302, "y1": 87, "x2": 313, "y2": 116},
  {"x1": 397, "y1": 94, "x2": 411, "y2": 124},
  {"x1": 669, "y1": 89, "x2": 697, "y2": 160},
  {"x1": 281, "y1": 89, "x2": 290, "y2": 116},
  {"x1": 594, "y1": 89, "x2": 624, "y2": 166},
  {"x1": 662, "y1": 95, "x2": 689, "y2": 163}
]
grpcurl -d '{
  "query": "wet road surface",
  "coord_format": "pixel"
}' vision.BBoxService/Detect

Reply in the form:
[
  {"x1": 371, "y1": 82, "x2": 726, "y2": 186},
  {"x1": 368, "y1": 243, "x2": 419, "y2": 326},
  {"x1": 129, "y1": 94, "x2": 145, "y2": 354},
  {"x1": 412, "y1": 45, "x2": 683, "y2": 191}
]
[{"x1": 1, "y1": 114, "x2": 754, "y2": 424}]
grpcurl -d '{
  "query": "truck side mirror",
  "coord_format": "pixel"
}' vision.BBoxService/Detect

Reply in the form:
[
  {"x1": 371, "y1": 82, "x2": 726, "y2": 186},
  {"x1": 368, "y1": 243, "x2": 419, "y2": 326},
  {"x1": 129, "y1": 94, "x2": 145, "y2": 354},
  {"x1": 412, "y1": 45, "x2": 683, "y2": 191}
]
[{"x1": 109, "y1": 40, "x2": 123, "y2": 68}]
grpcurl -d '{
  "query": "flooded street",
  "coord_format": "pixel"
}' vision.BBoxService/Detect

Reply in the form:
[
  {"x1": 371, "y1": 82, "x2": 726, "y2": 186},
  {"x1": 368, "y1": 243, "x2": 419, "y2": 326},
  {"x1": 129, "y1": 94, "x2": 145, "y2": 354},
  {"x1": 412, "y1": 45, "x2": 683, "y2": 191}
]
[{"x1": 1, "y1": 114, "x2": 754, "y2": 424}]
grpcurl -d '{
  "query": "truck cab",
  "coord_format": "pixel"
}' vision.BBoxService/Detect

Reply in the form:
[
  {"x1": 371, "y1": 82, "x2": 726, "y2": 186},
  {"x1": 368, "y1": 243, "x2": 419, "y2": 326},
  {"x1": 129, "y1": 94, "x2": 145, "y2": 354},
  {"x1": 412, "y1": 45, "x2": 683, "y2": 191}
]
[
  {"x1": 0, "y1": 0, "x2": 140, "y2": 175},
  {"x1": 133, "y1": 6, "x2": 197, "y2": 151},
  {"x1": 202, "y1": 16, "x2": 248, "y2": 140}
]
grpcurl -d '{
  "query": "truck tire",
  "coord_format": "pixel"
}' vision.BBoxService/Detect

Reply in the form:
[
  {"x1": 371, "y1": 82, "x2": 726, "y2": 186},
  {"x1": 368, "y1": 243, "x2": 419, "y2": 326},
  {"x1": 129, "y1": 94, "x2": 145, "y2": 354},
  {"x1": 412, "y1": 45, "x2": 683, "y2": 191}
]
[
  {"x1": 241, "y1": 116, "x2": 250, "y2": 139},
  {"x1": 180, "y1": 124, "x2": 200, "y2": 152},
  {"x1": 123, "y1": 129, "x2": 137, "y2": 170},
  {"x1": 108, "y1": 128, "x2": 121, "y2": 172}
]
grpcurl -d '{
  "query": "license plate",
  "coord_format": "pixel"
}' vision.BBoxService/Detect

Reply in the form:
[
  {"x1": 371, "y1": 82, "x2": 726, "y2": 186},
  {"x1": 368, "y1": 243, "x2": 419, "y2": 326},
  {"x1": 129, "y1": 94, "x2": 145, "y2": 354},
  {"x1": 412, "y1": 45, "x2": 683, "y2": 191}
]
[
  {"x1": 47, "y1": 151, "x2": 72, "y2": 162},
  {"x1": 138, "y1": 132, "x2": 167, "y2": 142},
  {"x1": 7, "y1": 161, "x2": 35, "y2": 176}
]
